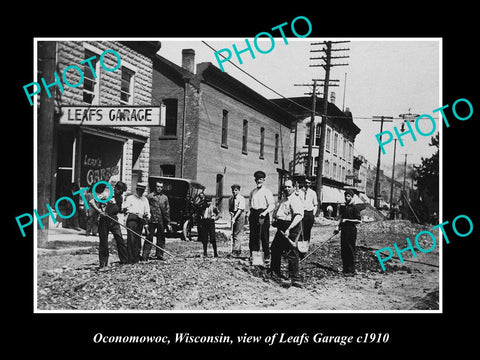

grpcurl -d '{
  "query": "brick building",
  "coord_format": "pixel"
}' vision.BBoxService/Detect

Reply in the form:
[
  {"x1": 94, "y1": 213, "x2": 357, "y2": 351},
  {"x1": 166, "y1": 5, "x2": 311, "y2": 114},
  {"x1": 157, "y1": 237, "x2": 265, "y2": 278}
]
[
  {"x1": 149, "y1": 49, "x2": 295, "y2": 216},
  {"x1": 37, "y1": 40, "x2": 160, "y2": 234},
  {"x1": 270, "y1": 97, "x2": 360, "y2": 214}
]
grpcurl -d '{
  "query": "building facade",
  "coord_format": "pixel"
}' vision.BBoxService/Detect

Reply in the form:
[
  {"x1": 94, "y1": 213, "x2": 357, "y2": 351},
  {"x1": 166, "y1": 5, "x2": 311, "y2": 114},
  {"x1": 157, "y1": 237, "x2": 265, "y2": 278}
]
[
  {"x1": 149, "y1": 49, "x2": 295, "y2": 217},
  {"x1": 37, "y1": 41, "x2": 160, "y2": 230},
  {"x1": 270, "y1": 97, "x2": 360, "y2": 214}
]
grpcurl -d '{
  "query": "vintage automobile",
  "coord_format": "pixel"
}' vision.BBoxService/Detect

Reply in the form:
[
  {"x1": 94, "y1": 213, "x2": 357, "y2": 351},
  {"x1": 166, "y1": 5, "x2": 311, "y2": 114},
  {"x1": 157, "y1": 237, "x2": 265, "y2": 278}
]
[{"x1": 147, "y1": 176, "x2": 205, "y2": 241}]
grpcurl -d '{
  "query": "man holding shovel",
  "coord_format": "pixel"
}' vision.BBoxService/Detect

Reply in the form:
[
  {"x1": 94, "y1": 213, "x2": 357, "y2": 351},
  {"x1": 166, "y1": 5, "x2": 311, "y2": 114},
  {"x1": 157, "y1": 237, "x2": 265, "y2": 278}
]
[
  {"x1": 270, "y1": 179, "x2": 304, "y2": 288},
  {"x1": 248, "y1": 171, "x2": 275, "y2": 265}
]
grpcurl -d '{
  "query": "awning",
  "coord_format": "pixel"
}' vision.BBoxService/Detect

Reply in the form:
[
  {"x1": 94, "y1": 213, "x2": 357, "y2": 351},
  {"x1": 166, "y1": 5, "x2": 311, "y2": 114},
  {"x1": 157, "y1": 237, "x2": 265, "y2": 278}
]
[{"x1": 321, "y1": 185, "x2": 345, "y2": 204}]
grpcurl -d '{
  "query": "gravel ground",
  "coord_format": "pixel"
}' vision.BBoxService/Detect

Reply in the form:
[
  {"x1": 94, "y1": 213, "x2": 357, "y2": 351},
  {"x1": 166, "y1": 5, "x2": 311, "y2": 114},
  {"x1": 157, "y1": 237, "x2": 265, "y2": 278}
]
[{"x1": 36, "y1": 220, "x2": 439, "y2": 311}]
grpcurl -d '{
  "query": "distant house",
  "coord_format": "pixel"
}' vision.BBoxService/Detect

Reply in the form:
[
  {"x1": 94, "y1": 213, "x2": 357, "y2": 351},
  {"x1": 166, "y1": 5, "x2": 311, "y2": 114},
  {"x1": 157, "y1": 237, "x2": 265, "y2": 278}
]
[{"x1": 149, "y1": 49, "x2": 296, "y2": 216}]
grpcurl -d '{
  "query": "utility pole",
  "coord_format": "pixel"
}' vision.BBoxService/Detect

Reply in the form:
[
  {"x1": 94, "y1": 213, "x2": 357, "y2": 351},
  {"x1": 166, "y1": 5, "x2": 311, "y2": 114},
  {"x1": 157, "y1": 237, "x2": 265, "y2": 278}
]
[
  {"x1": 372, "y1": 115, "x2": 394, "y2": 208},
  {"x1": 37, "y1": 41, "x2": 57, "y2": 247},
  {"x1": 389, "y1": 139, "x2": 397, "y2": 210},
  {"x1": 310, "y1": 41, "x2": 349, "y2": 215}
]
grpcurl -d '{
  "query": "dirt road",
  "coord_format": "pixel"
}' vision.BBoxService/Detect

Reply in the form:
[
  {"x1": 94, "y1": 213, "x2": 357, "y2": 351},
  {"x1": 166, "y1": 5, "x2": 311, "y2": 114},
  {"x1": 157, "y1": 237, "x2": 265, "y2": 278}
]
[{"x1": 36, "y1": 220, "x2": 440, "y2": 311}]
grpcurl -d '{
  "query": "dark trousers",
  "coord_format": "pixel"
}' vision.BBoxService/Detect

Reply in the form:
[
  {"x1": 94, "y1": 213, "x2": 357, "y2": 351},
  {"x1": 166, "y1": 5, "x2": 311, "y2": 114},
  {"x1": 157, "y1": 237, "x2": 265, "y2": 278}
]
[
  {"x1": 340, "y1": 224, "x2": 357, "y2": 273},
  {"x1": 198, "y1": 218, "x2": 218, "y2": 256},
  {"x1": 270, "y1": 219, "x2": 300, "y2": 280},
  {"x1": 142, "y1": 222, "x2": 166, "y2": 259},
  {"x1": 302, "y1": 210, "x2": 314, "y2": 242},
  {"x1": 126, "y1": 216, "x2": 143, "y2": 264},
  {"x1": 98, "y1": 217, "x2": 128, "y2": 267},
  {"x1": 248, "y1": 209, "x2": 270, "y2": 258}
]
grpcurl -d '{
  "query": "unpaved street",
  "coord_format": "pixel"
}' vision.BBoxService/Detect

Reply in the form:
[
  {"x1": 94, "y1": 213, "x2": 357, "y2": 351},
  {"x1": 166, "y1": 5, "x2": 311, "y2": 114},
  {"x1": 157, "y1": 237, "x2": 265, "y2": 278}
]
[{"x1": 36, "y1": 220, "x2": 439, "y2": 311}]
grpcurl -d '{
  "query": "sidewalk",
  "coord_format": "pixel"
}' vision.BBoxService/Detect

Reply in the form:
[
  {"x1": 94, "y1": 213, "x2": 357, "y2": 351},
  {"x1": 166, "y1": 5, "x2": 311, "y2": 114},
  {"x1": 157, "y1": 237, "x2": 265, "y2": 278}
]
[{"x1": 39, "y1": 217, "x2": 233, "y2": 256}]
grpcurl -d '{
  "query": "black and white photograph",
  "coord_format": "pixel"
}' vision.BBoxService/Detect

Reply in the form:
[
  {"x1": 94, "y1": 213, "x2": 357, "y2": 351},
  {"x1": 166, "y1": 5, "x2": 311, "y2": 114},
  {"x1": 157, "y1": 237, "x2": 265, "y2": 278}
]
[
  {"x1": 31, "y1": 38, "x2": 443, "y2": 312},
  {"x1": 8, "y1": 6, "x2": 478, "y2": 356}
]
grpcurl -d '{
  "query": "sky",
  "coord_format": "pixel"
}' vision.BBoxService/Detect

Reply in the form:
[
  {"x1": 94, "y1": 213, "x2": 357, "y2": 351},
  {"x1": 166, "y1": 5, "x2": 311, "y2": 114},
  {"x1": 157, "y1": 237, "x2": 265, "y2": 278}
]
[{"x1": 156, "y1": 38, "x2": 441, "y2": 179}]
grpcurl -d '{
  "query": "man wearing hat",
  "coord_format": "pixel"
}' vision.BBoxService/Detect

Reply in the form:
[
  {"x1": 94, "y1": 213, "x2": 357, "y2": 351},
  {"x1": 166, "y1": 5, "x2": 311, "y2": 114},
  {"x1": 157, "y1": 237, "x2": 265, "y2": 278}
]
[
  {"x1": 143, "y1": 180, "x2": 171, "y2": 261},
  {"x1": 89, "y1": 181, "x2": 128, "y2": 269},
  {"x1": 123, "y1": 182, "x2": 151, "y2": 264},
  {"x1": 229, "y1": 184, "x2": 245, "y2": 257},
  {"x1": 248, "y1": 170, "x2": 275, "y2": 263},
  {"x1": 299, "y1": 178, "x2": 318, "y2": 244},
  {"x1": 335, "y1": 188, "x2": 361, "y2": 276}
]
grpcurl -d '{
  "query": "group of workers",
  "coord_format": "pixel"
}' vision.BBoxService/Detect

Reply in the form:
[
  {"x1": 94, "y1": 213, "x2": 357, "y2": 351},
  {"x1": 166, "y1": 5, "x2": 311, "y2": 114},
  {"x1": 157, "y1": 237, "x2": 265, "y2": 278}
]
[{"x1": 89, "y1": 170, "x2": 361, "y2": 287}]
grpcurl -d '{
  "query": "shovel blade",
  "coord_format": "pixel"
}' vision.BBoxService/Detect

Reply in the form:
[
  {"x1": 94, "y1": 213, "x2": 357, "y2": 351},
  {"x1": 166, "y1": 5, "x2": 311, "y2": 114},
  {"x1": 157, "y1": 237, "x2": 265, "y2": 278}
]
[{"x1": 252, "y1": 251, "x2": 265, "y2": 266}]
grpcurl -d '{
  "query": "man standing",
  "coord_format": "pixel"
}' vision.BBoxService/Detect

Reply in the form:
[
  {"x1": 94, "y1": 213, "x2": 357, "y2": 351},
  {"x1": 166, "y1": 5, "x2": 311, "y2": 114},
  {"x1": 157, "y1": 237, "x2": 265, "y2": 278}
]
[
  {"x1": 229, "y1": 184, "x2": 245, "y2": 257},
  {"x1": 270, "y1": 179, "x2": 304, "y2": 288},
  {"x1": 335, "y1": 188, "x2": 361, "y2": 276},
  {"x1": 248, "y1": 171, "x2": 275, "y2": 263},
  {"x1": 197, "y1": 193, "x2": 220, "y2": 257},
  {"x1": 123, "y1": 183, "x2": 150, "y2": 264},
  {"x1": 142, "y1": 181, "x2": 171, "y2": 261},
  {"x1": 89, "y1": 181, "x2": 128, "y2": 269},
  {"x1": 300, "y1": 178, "x2": 318, "y2": 243}
]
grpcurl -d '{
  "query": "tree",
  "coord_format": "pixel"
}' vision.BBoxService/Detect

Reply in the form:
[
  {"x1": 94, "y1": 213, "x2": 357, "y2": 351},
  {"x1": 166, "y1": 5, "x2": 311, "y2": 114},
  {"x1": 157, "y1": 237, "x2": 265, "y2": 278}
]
[{"x1": 413, "y1": 133, "x2": 439, "y2": 223}]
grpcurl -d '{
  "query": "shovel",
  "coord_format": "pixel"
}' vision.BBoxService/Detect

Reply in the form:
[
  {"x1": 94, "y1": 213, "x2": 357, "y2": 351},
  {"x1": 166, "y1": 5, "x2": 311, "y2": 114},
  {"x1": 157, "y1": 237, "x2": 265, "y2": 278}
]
[{"x1": 251, "y1": 216, "x2": 265, "y2": 266}]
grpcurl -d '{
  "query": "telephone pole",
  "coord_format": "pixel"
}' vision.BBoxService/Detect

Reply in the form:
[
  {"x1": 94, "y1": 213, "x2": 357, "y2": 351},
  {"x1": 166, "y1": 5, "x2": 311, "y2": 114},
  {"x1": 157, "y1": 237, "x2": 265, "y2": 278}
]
[
  {"x1": 372, "y1": 115, "x2": 394, "y2": 208},
  {"x1": 310, "y1": 41, "x2": 349, "y2": 214}
]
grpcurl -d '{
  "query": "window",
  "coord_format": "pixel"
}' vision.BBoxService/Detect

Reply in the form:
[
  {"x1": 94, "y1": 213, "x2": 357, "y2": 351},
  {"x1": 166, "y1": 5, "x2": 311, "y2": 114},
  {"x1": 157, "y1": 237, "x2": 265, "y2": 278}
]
[
  {"x1": 221, "y1": 110, "x2": 228, "y2": 147},
  {"x1": 120, "y1": 66, "x2": 135, "y2": 105},
  {"x1": 259, "y1": 127, "x2": 265, "y2": 159},
  {"x1": 349, "y1": 143, "x2": 353, "y2": 162},
  {"x1": 242, "y1": 120, "x2": 248, "y2": 154},
  {"x1": 333, "y1": 132, "x2": 338, "y2": 154},
  {"x1": 333, "y1": 163, "x2": 337, "y2": 180},
  {"x1": 305, "y1": 124, "x2": 310, "y2": 146},
  {"x1": 326, "y1": 128, "x2": 331, "y2": 151},
  {"x1": 160, "y1": 164, "x2": 175, "y2": 177},
  {"x1": 313, "y1": 156, "x2": 319, "y2": 175},
  {"x1": 315, "y1": 123, "x2": 321, "y2": 146},
  {"x1": 342, "y1": 139, "x2": 347, "y2": 159},
  {"x1": 325, "y1": 159, "x2": 330, "y2": 176},
  {"x1": 274, "y1": 133, "x2": 279, "y2": 164},
  {"x1": 83, "y1": 49, "x2": 100, "y2": 104},
  {"x1": 162, "y1": 99, "x2": 178, "y2": 136}
]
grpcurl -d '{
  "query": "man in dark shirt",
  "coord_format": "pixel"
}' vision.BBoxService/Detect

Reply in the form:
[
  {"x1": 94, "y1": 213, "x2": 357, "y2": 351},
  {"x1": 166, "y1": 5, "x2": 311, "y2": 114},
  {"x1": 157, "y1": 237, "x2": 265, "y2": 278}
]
[
  {"x1": 89, "y1": 181, "x2": 128, "y2": 269},
  {"x1": 142, "y1": 181, "x2": 171, "y2": 260},
  {"x1": 335, "y1": 188, "x2": 361, "y2": 276}
]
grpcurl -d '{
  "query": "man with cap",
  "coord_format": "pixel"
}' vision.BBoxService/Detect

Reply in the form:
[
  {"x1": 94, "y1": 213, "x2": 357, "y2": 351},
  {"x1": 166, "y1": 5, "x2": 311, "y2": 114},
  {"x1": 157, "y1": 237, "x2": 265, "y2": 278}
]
[
  {"x1": 196, "y1": 192, "x2": 220, "y2": 257},
  {"x1": 299, "y1": 178, "x2": 318, "y2": 244},
  {"x1": 123, "y1": 182, "x2": 151, "y2": 264},
  {"x1": 142, "y1": 180, "x2": 171, "y2": 261},
  {"x1": 335, "y1": 188, "x2": 361, "y2": 276},
  {"x1": 89, "y1": 181, "x2": 128, "y2": 269},
  {"x1": 229, "y1": 184, "x2": 245, "y2": 257},
  {"x1": 248, "y1": 170, "x2": 275, "y2": 263},
  {"x1": 271, "y1": 179, "x2": 304, "y2": 287}
]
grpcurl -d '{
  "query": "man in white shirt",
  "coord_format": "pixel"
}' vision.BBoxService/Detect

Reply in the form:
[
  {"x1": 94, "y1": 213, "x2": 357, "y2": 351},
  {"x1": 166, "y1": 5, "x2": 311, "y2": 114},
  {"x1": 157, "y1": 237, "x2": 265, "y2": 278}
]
[
  {"x1": 271, "y1": 179, "x2": 304, "y2": 288},
  {"x1": 248, "y1": 171, "x2": 275, "y2": 262},
  {"x1": 300, "y1": 178, "x2": 318, "y2": 243},
  {"x1": 123, "y1": 182, "x2": 151, "y2": 264},
  {"x1": 229, "y1": 184, "x2": 246, "y2": 257}
]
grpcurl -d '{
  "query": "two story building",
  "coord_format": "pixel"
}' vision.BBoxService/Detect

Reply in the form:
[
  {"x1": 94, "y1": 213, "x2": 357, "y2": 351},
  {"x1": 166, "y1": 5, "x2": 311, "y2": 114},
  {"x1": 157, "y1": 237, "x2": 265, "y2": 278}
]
[{"x1": 149, "y1": 49, "x2": 296, "y2": 217}]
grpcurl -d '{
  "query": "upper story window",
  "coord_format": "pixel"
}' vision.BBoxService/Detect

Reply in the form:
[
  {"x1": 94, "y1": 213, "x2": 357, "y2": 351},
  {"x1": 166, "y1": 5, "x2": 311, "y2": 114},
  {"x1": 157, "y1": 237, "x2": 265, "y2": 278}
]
[
  {"x1": 120, "y1": 66, "x2": 135, "y2": 105},
  {"x1": 163, "y1": 98, "x2": 178, "y2": 136},
  {"x1": 221, "y1": 110, "x2": 228, "y2": 148},
  {"x1": 326, "y1": 127, "x2": 331, "y2": 151},
  {"x1": 242, "y1": 120, "x2": 249, "y2": 154},
  {"x1": 274, "y1": 133, "x2": 279, "y2": 164},
  {"x1": 83, "y1": 48, "x2": 100, "y2": 105},
  {"x1": 259, "y1": 127, "x2": 265, "y2": 159}
]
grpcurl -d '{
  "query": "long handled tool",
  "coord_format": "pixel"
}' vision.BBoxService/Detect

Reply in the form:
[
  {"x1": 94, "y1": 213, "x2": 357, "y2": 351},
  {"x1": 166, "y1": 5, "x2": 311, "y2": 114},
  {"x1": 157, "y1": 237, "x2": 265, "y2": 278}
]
[
  {"x1": 103, "y1": 213, "x2": 175, "y2": 258},
  {"x1": 299, "y1": 232, "x2": 338, "y2": 264}
]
